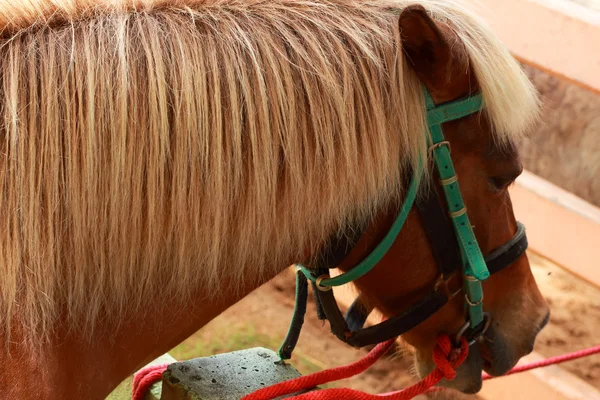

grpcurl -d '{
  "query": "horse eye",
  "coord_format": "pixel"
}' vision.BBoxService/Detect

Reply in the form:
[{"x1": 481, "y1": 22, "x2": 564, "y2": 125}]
[{"x1": 488, "y1": 175, "x2": 515, "y2": 192}]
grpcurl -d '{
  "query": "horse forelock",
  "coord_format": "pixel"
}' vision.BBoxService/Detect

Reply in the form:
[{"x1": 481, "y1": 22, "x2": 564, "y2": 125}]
[{"x1": 0, "y1": 0, "x2": 539, "y2": 345}]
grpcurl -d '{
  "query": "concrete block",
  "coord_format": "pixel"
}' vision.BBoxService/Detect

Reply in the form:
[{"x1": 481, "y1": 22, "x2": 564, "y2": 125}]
[{"x1": 160, "y1": 347, "x2": 315, "y2": 400}]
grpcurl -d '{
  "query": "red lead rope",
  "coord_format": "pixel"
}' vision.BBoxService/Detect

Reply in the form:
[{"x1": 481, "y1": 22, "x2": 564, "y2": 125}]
[
  {"x1": 132, "y1": 363, "x2": 170, "y2": 400},
  {"x1": 242, "y1": 335, "x2": 468, "y2": 400},
  {"x1": 132, "y1": 341, "x2": 600, "y2": 400},
  {"x1": 241, "y1": 338, "x2": 399, "y2": 400},
  {"x1": 482, "y1": 344, "x2": 600, "y2": 380}
]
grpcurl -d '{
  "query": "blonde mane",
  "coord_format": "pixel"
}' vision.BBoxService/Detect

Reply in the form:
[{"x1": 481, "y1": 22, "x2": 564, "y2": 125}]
[{"x1": 0, "y1": 0, "x2": 539, "y2": 343}]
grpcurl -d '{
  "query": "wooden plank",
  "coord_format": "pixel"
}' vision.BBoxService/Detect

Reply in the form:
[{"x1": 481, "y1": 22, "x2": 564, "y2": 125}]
[
  {"x1": 514, "y1": 170, "x2": 600, "y2": 225},
  {"x1": 510, "y1": 170, "x2": 600, "y2": 288},
  {"x1": 463, "y1": 0, "x2": 600, "y2": 94}
]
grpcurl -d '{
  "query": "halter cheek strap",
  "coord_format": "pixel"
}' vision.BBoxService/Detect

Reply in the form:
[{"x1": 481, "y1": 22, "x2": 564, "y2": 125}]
[{"x1": 424, "y1": 89, "x2": 488, "y2": 328}]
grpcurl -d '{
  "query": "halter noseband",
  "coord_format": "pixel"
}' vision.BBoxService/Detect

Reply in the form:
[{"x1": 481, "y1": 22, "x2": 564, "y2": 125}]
[{"x1": 278, "y1": 87, "x2": 528, "y2": 359}]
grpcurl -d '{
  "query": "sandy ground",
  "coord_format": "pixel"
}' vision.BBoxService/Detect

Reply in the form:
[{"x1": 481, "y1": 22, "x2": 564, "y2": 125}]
[
  {"x1": 167, "y1": 250, "x2": 599, "y2": 399},
  {"x1": 528, "y1": 252, "x2": 600, "y2": 385}
]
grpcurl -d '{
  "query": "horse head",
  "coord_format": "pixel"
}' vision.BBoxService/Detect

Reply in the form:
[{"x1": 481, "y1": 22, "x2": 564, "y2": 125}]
[{"x1": 319, "y1": 5, "x2": 549, "y2": 394}]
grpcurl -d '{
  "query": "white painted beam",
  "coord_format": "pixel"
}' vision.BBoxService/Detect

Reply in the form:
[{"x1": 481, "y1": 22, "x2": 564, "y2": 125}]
[
  {"x1": 510, "y1": 170, "x2": 600, "y2": 289},
  {"x1": 463, "y1": 0, "x2": 600, "y2": 94}
]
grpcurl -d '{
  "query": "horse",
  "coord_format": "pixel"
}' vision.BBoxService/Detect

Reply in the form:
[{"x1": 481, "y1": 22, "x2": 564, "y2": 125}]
[{"x1": 0, "y1": 1, "x2": 550, "y2": 399}]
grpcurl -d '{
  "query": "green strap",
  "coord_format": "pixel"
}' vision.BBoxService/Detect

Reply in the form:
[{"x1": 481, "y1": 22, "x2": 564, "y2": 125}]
[
  {"x1": 424, "y1": 89, "x2": 487, "y2": 327},
  {"x1": 426, "y1": 95, "x2": 484, "y2": 127},
  {"x1": 297, "y1": 162, "x2": 422, "y2": 287}
]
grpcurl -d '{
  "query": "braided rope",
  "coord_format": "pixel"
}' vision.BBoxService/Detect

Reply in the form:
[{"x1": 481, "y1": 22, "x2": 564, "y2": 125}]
[
  {"x1": 131, "y1": 364, "x2": 169, "y2": 400},
  {"x1": 241, "y1": 338, "x2": 397, "y2": 400},
  {"x1": 241, "y1": 335, "x2": 468, "y2": 400},
  {"x1": 131, "y1": 341, "x2": 600, "y2": 400},
  {"x1": 482, "y1": 344, "x2": 600, "y2": 380}
]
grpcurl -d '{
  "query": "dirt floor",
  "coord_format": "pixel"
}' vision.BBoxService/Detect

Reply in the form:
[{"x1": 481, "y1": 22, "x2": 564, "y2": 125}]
[
  {"x1": 527, "y1": 252, "x2": 600, "y2": 386},
  {"x1": 166, "y1": 250, "x2": 600, "y2": 399}
]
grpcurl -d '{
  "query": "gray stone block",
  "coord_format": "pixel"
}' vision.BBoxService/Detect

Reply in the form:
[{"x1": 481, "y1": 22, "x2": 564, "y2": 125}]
[{"x1": 160, "y1": 347, "x2": 315, "y2": 399}]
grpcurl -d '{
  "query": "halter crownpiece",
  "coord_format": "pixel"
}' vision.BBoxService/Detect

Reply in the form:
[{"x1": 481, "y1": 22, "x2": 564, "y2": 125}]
[{"x1": 280, "y1": 87, "x2": 528, "y2": 359}]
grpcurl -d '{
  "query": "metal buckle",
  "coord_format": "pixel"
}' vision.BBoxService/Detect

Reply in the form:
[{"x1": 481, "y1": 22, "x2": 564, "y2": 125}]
[
  {"x1": 454, "y1": 312, "x2": 492, "y2": 346},
  {"x1": 464, "y1": 292, "x2": 484, "y2": 307},
  {"x1": 440, "y1": 175, "x2": 458, "y2": 186},
  {"x1": 449, "y1": 206, "x2": 467, "y2": 219},
  {"x1": 315, "y1": 274, "x2": 332, "y2": 292},
  {"x1": 428, "y1": 140, "x2": 451, "y2": 155}
]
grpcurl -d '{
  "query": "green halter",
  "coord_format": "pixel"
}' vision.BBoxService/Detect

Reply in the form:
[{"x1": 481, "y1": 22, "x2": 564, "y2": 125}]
[{"x1": 297, "y1": 87, "x2": 489, "y2": 328}]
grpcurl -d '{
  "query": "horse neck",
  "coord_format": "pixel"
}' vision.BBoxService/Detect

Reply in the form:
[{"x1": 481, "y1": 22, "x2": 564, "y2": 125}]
[{"x1": 1, "y1": 272, "x2": 274, "y2": 399}]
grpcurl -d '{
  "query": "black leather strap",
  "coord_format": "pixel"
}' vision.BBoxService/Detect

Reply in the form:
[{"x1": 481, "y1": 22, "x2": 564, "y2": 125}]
[
  {"x1": 416, "y1": 182, "x2": 462, "y2": 277},
  {"x1": 345, "y1": 290, "x2": 448, "y2": 347},
  {"x1": 486, "y1": 222, "x2": 528, "y2": 274},
  {"x1": 344, "y1": 295, "x2": 373, "y2": 332},
  {"x1": 315, "y1": 281, "x2": 449, "y2": 348},
  {"x1": 313, "y1": 268, "x2": 353, "y2": 343},
  {"x1": 311, "y1": 281, "x2": 327, "y2": 321}
]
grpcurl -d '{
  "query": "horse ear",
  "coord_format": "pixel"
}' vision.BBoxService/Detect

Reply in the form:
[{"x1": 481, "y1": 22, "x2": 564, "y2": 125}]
[{"x1": 399, "y1": 5, "x2": 456, "y2": 97}]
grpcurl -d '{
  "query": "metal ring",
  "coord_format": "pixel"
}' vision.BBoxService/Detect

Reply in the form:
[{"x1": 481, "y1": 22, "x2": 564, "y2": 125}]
[
  {"x1": 465, "y1": 292, "x2": 484, "y2": 307},
  {"x1": 449, "y1": 206, "x2": 467, "y2": 219},
  {"x1": 468, "y1": 312, "x2": 492, "y2": 346},
  {"x1": 479, "y1": 312, "x2": 492, "y2": 337},
  {"x1": 440, "y1": 175, "x2": 458, "y2": 186},
  {"x1": 315, "y1": 274, "x2": 332, "y2": 292},
  {"x1": 455, "y1": 312, "x2": 492, "y2": 346},
  {"x1": 428, "y1": 140, "x2": 451, "y2": 154},
  {"x1": 454, "y1": 320, "x2": 471, "y2": 345}
]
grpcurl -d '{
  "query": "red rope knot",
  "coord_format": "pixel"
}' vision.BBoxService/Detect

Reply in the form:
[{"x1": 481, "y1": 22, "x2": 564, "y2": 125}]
[{"x1": 432, "y1": 334, "x2": 469, "y2": 380}]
